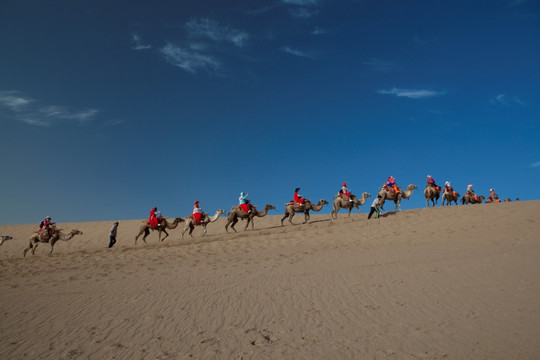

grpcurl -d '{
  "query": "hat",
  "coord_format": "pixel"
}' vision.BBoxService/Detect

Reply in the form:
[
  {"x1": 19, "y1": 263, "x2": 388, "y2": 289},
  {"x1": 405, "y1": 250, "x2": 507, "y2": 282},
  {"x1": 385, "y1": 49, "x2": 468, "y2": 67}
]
[
  {"x1": 46, "y1": 216, "x2": 51, "y2": 219},
  {"x1": 427, "y1": 174, "x2": 431, "y2": 178},
  {"x1": 152, "y1": 207, "x2": 157, "y2": 211},
  {"x1": 240, "y1": 192, "x2": 245, "y2": 196},
  {"x1": 490, "y1": 188, "x2": 494, "y2": 192},
  {"x1": 114, "y1": 221, "x2": 119, "y2": 225},
  {"x1": 343, "y1": 182, "x2": 347, "y2": 186},
  {"x1": 445, "y1": 181, "x2": 450, "y2": 186},
  {"x1": 295, "y1": 188, "x2": 300, "y2": 192},
  {"x1": 194, "y1": 200, "x2": 199, "y2": 204}
]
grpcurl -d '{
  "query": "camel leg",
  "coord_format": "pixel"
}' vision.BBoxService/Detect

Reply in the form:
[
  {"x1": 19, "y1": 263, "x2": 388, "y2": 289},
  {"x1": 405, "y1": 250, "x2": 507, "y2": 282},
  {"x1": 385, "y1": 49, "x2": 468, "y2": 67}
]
[
  {"x1": 225, "y1": 218, "x2": 234, "y2": 233},
  {"x1": 244, "y1": 217, "x2": 251, "y2": 231},
  {"x1": 23, "y1": 240, "x2": 33, "y2": 257},
  {"x1": 230, "y1": 217, "x2": 239, "y2": 233},
  {"x1": 202, "y1": 224, "x2": 207, "y2": 236},
  {"x1": 181, "y1": 225, "x2": 189, "y2": 238},
  {"x1": 141, "y1": 229, "x2": 150, "y2": 243},
  {"x1": 32, "y1": 241, "x2": 38, "y2": 255},
  {"x1": 331, "y1": 206, "x2": 338, "y2": 219},
  {"x1": 48, "y1": 242, "x2": 55, "y2": 256},
  {"x1": 303, "y1": 211, "x2": 310, "y2": 224},
  {"x1": 189, "y1": 224, "x2": 195, "y2": 237},
  {"x1": 280, "y1": 212, "x2": 289, "y2": 226},
  {"x1": 161, "y1": 230, "x2": 169, "y2": 242}
]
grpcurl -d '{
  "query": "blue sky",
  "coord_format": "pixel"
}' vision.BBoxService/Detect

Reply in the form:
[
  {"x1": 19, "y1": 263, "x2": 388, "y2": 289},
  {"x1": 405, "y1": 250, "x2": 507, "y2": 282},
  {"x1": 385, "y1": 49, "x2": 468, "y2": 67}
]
[{"x1": 1, "y1": 0, "x2": 539, "y2": 225}]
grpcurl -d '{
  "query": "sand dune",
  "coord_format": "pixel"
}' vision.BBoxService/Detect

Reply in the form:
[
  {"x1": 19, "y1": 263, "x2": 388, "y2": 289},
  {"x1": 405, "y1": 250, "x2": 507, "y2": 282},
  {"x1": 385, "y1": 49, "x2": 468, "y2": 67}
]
[{"x1": 1, "y1": 201, "x2": 539, "y2": 359}]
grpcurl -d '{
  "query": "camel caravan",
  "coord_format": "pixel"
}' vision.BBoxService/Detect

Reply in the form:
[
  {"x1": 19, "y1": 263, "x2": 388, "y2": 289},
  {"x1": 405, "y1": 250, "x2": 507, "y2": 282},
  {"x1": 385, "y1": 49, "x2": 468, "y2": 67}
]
[{"x1": 10, "y1": 176, "x2": 515, "y2": 257}]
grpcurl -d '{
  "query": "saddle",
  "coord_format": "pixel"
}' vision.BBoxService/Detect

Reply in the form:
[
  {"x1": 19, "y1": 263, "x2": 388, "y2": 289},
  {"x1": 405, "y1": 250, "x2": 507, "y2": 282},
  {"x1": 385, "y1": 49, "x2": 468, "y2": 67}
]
[
  {"x1": 384, "y1": 185, "x2": 401, "y2": 195},
  {"x1": 287, "y1": 200, "x2": 309, "y2": 211},
  {"x1": 239, "y1": 203, "x2": 252, "y2": 213},
  {"x1": 35, "y1": 227, "x2": 56, "y2": 241}
]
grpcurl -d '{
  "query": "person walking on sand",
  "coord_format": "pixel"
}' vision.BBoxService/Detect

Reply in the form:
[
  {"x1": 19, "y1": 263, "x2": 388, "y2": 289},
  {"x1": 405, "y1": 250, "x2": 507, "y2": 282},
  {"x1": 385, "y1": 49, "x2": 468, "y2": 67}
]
[
  {"x1": 109, "y1": 221, "x2": 119, "y2": 248},
  {"x1": 368, "y1": 195, "x2": 383, "y2": 219}
]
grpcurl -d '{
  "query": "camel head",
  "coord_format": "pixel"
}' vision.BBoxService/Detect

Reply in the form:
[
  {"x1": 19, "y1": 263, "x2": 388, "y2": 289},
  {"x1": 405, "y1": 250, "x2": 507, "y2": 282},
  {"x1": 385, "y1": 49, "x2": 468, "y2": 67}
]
[
  {"x1": 362, "y1": 192, "x2": 371, "y2": 199},
  {"x1": 0, "y1": 235, "x2": 13, "y2": 246},
  {"x1": 265, "y1": 204, "x2": 276, "y2": 211},
  {"x1": 71, "y1": 229, "x2": 83, "y2": 235},
  {"x1": 319, "y1": 199, "x2": 329, "y2": 206},
  {"x1": 217, "y1": 209, "x2": 226, "y2": 216},
  {"x1": 407, "y1": 184, "x2": 418, "y2": 191}
]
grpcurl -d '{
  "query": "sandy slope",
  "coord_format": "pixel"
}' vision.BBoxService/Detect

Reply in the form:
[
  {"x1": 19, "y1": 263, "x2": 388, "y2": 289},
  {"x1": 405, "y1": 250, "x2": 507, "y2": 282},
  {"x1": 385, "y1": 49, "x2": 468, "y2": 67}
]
[{"x1": 1, "y1": 201, "x2": 539, "y2": 360}]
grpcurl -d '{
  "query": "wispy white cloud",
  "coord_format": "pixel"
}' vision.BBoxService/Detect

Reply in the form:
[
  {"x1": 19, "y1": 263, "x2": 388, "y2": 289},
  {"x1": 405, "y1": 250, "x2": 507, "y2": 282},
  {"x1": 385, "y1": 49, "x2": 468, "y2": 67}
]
[
  {"x1": 131, "y1": 34, "x2": 152, "y2": 50},
  {"x1": 377, "y1": 87, "x2": 444, "y2": 99},
  {"x1": 531, "y1": 161, "x2": 540, "y2": 168},
  {"x1": 281, "y1": 46, "x2": 316, "y2": 59},
  {"x1": 0, "y1": 90, "x2": 100, "y2": 127},
  {"x1": 160, "y1": 42, "x2": 220, "y2": 73},
  {"x1": 283, "y1": 0, "x2": 321, "y2": 18},
  {"x1": 0, "y1": 90, "x2": 33, "y2": 111},
  {"x1": 490, "y1": 94, "x2": 526, "y2": 106},
  {"x1": 186, "y1": 18, "x2": 249, "y2": 47},
  {"x1": 312, "y1": 27, "x2": 327, "y2": 35},
  {"x1": 363, "y1": 59, "x2": 397, "y2": 72}
]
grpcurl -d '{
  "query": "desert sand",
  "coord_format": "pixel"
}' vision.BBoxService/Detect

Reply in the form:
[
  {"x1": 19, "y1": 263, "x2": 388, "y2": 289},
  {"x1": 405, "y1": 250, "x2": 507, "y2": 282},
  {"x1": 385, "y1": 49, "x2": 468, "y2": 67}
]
[{"x1": 1, "y1": 201, "x2": 539, "y2": 360}]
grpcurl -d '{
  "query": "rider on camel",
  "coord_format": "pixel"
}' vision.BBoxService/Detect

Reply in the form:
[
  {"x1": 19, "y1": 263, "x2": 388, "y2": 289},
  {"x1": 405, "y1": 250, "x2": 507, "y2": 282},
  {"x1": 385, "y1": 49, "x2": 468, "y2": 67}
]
[
  {"x1": 148, "y1": 207, "x2": 160, "y2": 229},
  {"x1": 426, "y1": 175, "x2": 440, "y2": 195},
  {"x1": 294, "y1": 188, "x2": 305, "y2": 206},
  {"x1": 444, "y1": 181, "x2": 456, "y2": 197},
  {"x1": 39, "y1": 216, "x2": 55, "y2": 238},
  {"x1": 192, "y1": 201, "x2": 204, "y2": 224},
  {"x1": 340, "y1": 182, "x2": 353, "y2": 202},
  {"x1": 238, "y1": 192, "x2": 252, "y2": 214},
  {"x1": 489, "y1": 188, "x2": 500, "y2": 203},
  {"x1": 386, "y1": 176, "x2": 400, "y2": 194},
  {"x1": 466, "y1": 184, "x2": 478, "y2": 201}
]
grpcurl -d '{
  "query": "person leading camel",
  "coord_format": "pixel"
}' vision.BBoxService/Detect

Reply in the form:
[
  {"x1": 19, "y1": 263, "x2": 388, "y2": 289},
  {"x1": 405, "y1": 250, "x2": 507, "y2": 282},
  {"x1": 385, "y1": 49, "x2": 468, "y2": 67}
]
[
  {"x1": 368, "y1": 195, "x2": 383, "y2": 219},
  {"x1": 238, "y1": 192, "x2": 252, "y2": 214},
  {"x1": 109, "y1": 221, "x2": 119, "y2": 248}
]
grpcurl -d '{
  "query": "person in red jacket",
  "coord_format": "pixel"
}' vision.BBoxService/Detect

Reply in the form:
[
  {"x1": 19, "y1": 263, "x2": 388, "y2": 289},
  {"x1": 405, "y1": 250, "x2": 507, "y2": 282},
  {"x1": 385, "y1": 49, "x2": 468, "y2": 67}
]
[
  {"x1": 294, "y1": 188, "x2": 305, "y2": 205},
  {"x1": 192, "y1": 201, "x2": 203, "y2": 224},
  {"x1": 148, "y1": 207, "x2": 159, "y2": 229}
]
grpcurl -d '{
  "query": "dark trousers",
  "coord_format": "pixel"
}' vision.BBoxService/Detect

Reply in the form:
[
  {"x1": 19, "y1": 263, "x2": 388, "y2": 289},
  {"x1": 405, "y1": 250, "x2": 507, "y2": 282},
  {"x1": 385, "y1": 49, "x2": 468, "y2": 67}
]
[
  {"x1": 368, "y1": 207, "x2": 380, "y2": 219},
  {"x1": 108, "y1": 235, "x2": 116, "y2": 248}
]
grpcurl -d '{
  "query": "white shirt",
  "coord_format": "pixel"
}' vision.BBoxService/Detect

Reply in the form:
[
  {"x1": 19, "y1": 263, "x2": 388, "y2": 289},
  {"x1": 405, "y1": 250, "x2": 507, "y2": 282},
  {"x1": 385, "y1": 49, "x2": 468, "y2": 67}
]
[{"x1": 371, "y1": 198, "x2": 381, "y2": 208}]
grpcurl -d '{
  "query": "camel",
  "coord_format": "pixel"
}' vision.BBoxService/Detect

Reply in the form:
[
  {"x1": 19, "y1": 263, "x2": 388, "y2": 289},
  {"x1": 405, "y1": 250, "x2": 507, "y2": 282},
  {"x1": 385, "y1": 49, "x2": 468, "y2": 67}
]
[
  {"x1": 23, "y1": 228, "x2": 83, "y2": 256},
  {"x1": 225, "y1": 204, "x2": 275, "y2": 233},
  {"x1": 461, "y1": 194, "x2": 485, "y2": 205},
  {"x1": 378, "y1": 184, "x2": 417, "y2": 212},
  {"x1": 181, "y1": 209, "x2": 226, "y2": 237},
  {"x1": 0, "y1": 235, "x2": 13, "y2": 246},
  {"x1": 504, "y1": 198, "x2": 512, "y2": 202},
  {"x1": 424, "y1": 185, "x2": 440, "y2": 207},
  {"x1": 281, "y1": 199, "x2": 329, "y2": 226},
  {"x1": 134, "y1": 217, "x2": 184, "y2": 244},
  {"x1": 330, "y1": 192, "x2": 371, "y2": 219},
  {"x1": 442, "y1": 191, "x2": 460, "y2": 206}
]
